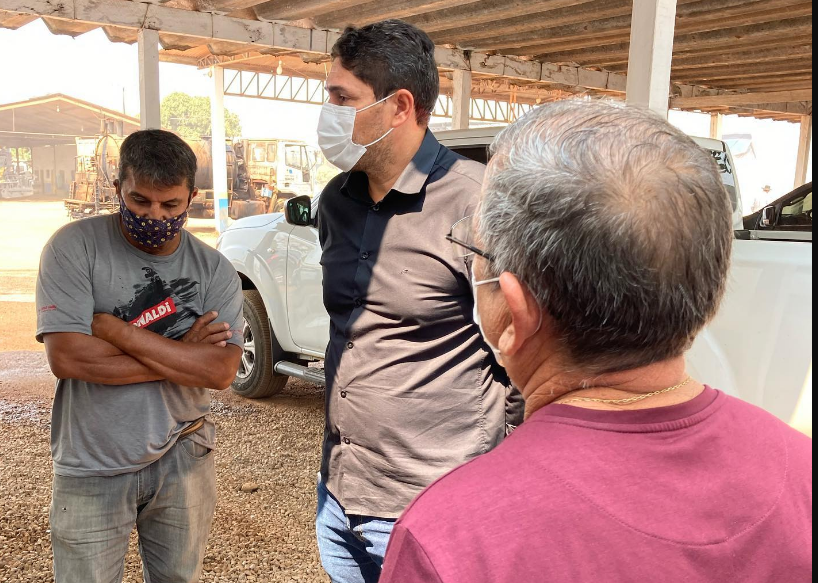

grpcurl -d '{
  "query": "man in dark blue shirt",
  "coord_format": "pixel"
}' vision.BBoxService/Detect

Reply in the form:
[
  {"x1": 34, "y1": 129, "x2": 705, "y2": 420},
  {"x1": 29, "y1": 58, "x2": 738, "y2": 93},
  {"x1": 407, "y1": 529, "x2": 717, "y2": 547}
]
[{"x1": 313, "y1": 19, "x2": 522, "y2": 583}]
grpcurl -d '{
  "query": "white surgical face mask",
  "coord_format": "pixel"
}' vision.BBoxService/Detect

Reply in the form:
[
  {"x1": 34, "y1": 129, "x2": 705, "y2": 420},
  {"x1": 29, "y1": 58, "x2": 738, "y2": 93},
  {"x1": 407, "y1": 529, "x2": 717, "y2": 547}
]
[
  {"x1": 471, "y1": 270, "x2": 503, "y2": 365},
  {"x1": 317, "y1": 93, "x2": 396, "y2": 172}
]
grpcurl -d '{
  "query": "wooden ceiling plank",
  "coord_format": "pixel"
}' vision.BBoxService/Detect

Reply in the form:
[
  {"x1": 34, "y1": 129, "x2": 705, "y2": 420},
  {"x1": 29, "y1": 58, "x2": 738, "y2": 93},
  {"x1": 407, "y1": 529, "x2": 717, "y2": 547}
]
[
  {"x1": 103, "y1": 25, "x2": 139, "y2": 43},
  {"x1": 509, "y1": 16, "x2": 811, "y2": 57},
  {"x1": 41, "y1": 17, "x2": 100, "y2": 36},
  {"x1": 408, "y1": 0, "x2": 598, "y2": 34},
  {"x1": 671, "y1": 90, "x2": 812, "y2": 108},
  {"x1": 675, "y1": 65, "x2": 813, "y2": 83},
  {"x1": 253, "y1": 0, "x2": 381, "y2": 21},
  {"x1": 315, "y1": 0, "x2": 482, "y2": 28},
  {"x1": 0, "y1": 8, "x2": 37, "y2": 28},
  {"x1": 462, "y1": 0, "x2": 809, "y2": 51},
  {"x1": 604, "y1": 46, "x2": 814, "y2": 73},
  {"x1": 209, "y1": 0, "x2": 269, "y2": 11},
  {"x1": 430, "y1": 0, "x2": 628, "y2": 43},
  {"x1": 671, "y1": 60, "x2": 813, "y2": 79}
]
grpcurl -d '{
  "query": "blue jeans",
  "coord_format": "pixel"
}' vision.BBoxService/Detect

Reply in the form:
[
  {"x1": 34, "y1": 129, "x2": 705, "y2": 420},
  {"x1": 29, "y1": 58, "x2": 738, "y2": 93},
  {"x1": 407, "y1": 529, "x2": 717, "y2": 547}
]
[
  {"x1": 50, "y1": 435, "x2": 217, "y2": 583},
  {"x1": 316, "y1": 477, "x2": 397, "y2": 583}
]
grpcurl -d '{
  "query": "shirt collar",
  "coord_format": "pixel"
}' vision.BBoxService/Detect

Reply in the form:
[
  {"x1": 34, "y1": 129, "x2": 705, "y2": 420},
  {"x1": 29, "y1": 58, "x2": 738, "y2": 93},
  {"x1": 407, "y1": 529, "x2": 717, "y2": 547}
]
[
  {"x1": 340, "y1": 129, "x2": 441, "y2": 202},
  {"x1": 391, "y1": 129, "x2": 441, "y2": 195}
]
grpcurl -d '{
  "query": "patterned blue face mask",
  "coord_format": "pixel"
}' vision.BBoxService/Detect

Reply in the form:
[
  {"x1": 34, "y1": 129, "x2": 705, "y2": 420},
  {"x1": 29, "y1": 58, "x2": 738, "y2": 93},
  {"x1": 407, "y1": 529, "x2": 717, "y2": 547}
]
[{"x1": 118, "y1": 196, "x2": 188, "y2": 249}]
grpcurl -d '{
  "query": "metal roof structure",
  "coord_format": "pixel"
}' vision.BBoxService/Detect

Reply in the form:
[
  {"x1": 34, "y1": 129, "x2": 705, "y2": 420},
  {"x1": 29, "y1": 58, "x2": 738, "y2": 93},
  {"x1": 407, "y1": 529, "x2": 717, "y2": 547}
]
[
  {"x1": 0, "y1": 0, "x2": 811, "y2": 121},
  {"x1": 0, "y1": 94, "x2": 141, "y2": 146}
]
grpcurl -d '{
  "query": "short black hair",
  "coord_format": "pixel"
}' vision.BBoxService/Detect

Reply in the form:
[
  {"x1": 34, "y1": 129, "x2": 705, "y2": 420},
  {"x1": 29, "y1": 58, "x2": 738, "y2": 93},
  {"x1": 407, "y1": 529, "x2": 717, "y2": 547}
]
[
  {"x1": 331, "y1": 20, "x2": 439, "y2": 126},
  {"x1": 118, "y1": 129, "x2": 197, "y2": 193}
]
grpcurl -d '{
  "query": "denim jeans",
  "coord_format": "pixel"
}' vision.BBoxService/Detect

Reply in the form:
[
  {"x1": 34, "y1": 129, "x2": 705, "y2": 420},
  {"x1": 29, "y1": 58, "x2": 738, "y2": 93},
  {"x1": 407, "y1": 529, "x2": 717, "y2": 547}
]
[
  {"x1": 316, "y1": 477, "x2": 397, "y2": 583},
  {"x1": 50, "y1": 435, "x2": 217, "y2": 583}
]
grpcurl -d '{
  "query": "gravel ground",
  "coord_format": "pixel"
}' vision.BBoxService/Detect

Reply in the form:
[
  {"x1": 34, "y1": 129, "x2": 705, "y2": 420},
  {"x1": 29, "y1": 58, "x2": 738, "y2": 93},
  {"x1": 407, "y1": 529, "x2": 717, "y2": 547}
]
[{"x1": 0, "y1": 201, "x2": 330, "y2": 582}]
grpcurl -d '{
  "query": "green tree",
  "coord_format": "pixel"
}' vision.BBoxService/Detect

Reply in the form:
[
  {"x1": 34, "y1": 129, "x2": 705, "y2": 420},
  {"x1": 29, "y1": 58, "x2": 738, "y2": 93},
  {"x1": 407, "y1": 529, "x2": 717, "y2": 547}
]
[{"x1": 161, "y1": 92, "x2": 242, "y2": 140}]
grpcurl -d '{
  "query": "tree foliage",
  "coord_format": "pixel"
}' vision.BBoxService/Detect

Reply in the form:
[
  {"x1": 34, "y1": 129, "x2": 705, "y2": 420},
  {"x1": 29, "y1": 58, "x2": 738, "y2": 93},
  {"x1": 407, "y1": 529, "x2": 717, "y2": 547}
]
[{"x1": 161, "y1": 92, "x2": 242, "y2": 140}]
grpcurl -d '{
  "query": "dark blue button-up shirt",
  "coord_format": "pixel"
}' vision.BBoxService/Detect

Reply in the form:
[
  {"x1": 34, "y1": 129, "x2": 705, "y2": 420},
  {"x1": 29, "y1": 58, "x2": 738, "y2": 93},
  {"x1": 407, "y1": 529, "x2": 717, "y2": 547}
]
[{"x1": 318, "y1": 130, "x2": 522, "y2": 518}]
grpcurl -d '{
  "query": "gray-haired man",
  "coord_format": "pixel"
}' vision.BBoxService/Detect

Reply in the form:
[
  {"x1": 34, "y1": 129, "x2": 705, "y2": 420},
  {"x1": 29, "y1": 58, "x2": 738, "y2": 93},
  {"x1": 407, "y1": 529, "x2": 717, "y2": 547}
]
[{"x1": 381, "y1": 100, "x2": 812, "y2": 582}]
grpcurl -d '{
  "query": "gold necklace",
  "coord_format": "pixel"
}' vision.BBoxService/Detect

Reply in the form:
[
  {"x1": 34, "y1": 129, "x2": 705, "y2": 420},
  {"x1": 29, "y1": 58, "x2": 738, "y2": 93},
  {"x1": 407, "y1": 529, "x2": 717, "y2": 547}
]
[{"x1": 556, "y1": 377, "x2": 693, "y2": 405}]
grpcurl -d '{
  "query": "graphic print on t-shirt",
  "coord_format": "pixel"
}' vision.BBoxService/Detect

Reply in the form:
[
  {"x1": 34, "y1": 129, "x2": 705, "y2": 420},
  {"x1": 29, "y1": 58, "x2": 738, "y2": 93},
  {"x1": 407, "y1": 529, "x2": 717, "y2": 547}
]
[{"x1": 112, "y1": 266, "x2": 200, "y2": 339}]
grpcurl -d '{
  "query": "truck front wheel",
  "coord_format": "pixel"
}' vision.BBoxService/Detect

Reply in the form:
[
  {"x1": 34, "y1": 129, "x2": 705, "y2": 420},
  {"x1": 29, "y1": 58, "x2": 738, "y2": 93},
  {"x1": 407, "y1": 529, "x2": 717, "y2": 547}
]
[{"x1": 230, "y1": 290, "x2": 288, "y2": 398}]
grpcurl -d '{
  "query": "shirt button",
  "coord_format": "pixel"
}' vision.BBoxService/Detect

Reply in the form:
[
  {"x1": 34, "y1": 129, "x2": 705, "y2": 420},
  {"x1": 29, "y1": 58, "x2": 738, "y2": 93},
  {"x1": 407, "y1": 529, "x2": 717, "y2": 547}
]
[
  {"x1": 361, "y1": 252, "x2": 370, "y2": 260},
  {"x1": 346, "y1": 342, "x2": 354, "y2": 349},
  {"x1": 372, "y1": 204, "x2": 380, "y2": 212},
  {"x1": 343, "y1": 437, "x2": 351, "y2": 445},
  {"x1": 340, "y1": 391, "x2": 347, "y2": 398}
]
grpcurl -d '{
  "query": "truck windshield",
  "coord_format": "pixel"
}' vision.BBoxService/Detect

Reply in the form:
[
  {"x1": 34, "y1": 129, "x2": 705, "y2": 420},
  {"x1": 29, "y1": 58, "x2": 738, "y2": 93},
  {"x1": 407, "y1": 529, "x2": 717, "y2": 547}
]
[{"x1": 251, "y1": 144, "x2": 266, "y2": 163}]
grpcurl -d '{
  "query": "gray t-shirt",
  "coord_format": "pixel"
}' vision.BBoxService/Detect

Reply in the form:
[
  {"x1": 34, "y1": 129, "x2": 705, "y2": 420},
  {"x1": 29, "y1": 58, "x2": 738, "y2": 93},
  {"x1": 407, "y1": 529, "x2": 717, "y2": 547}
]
[{"x1": 36, "y1": 214, "x2": 243, "y2": 477}]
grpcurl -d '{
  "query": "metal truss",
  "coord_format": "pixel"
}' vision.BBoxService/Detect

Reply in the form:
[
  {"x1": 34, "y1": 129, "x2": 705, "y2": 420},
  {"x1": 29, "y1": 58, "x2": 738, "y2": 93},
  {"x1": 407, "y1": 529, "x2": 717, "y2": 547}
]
[
  {"x1": 224, "y1": 69, "x2": 328, "y2": 105},
  {"x1": 223, "y1": 69, "x2": 535, "y2": 123},
  {"x1": 434, "y1": 96, "x2": 535, "y2": 124}
]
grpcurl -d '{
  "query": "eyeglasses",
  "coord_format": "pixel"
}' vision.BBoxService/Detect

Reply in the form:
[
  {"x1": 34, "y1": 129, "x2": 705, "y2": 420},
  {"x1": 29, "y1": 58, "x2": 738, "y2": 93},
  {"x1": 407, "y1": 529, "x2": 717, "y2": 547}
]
[{"x1": 446, "y1": 215, "x2": 495, "y2": 262}]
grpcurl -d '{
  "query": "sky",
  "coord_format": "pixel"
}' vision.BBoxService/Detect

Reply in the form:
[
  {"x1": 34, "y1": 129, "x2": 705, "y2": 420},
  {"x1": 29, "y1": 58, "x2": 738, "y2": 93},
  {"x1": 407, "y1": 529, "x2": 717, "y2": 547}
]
[{"x1": 0, "y1": 19, "x2": 811, "y2": 212}]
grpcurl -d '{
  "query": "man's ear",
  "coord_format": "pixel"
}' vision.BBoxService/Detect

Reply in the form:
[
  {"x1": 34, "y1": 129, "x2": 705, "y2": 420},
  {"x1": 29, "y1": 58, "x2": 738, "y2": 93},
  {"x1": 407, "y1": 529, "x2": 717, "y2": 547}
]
[
  {"x1": 497, "y1": 272, "x2": 541, "y2": 359},
  {"x1": 188, "y1": 188, "x2": 198, "y2": 208},
  {"x1": 114, "y1": 179, "x2": 121, "y2": 196},
  {"x1": 391, "y1": 89, "x2": 416, "y2": 128}
]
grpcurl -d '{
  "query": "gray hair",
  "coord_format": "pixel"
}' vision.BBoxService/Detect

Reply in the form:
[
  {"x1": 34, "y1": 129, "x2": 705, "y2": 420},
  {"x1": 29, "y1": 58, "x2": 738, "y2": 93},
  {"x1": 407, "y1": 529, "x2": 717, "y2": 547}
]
[{"x1": 479, "y1": 100, "x2": 733, "y2": 374}]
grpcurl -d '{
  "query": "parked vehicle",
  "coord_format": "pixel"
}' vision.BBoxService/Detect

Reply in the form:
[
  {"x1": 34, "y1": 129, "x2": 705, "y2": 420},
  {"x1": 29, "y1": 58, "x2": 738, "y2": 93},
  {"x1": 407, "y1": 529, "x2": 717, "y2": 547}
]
[
  {"x1": 65, "y1": 134, "x2": 321, "y2": 220},
  {"x1": 742, "y1": 181, "x2": 812, "y2": 241},
  {"x1": 188, "y1": 138, "x2": 323, "y2": 220},
  {"x1": 216, "y1": 128, "x2": 812, "y2": 427},
  {"x1": 64, "y1": 135, "x2": 121, "y2": 217}
]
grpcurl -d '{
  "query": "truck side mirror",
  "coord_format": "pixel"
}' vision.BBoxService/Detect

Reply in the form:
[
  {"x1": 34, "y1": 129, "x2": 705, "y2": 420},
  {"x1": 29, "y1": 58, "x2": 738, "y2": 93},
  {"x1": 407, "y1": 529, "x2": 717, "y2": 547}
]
[
  {"x1": 759, "y1": 205, "x2": 776, "y2": 228},
  {"x1": 285, "y1": 195, "x2": 313, "y2": 226}
]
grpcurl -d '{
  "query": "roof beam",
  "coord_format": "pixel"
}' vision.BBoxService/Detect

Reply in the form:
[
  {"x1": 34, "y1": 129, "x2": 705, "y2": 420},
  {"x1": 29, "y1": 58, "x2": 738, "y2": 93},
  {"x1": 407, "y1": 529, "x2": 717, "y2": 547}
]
[
  {"x1": 41, "y1": 16, "x2": 99, "y2": 36},
  {"x1": 429, "y1": 0, "x2": 630, "y2": 45},
  {"x1": 426, "y1": 0, "x2": 719, "y2": 40},
  {"x1": 605, "y1": 45, "x2": 813, "y2": 72},
  {"x1": 0, "y1": 8, "x2": 36, "y2": 28},
  {"x1": 673, "y1": 63, "x2": 813, "y2": 83},
  {"x1": 513, "y1": 15, "x2": 811, "y2": 56},
  {"x1": 103, "y1": 25, "x2": 139, "y2": 44},
  {"x1": 0, "y1": 0, "x2": 628, "y2": 94},
  {"x1": 406, "y1": 0, "x2": 597, "y2": 34},
  {"x1": 537, "y1": 33, "x2": 813, "y2": 66},
  {"x1": 1, "y1": 0, "x2": 809, "y2": 119},
  {"x1": 252, "y1": 0, "x2": 373, "y2": 21},
  {"x1": 470, "y1": 0, "x2": 809, "y2": 51},
  {"x1": 315, "y1": 0, "x2": 482, "y2": 28},
  {"x1": 671, "y1": 90, "x2": 812, "y2": 108},
  {"x1": 699, "y1": 77, "x2": 813, "y2": 91},
  {"x1": 209, "y1": 0, "x2": 272, "y2": 12}
]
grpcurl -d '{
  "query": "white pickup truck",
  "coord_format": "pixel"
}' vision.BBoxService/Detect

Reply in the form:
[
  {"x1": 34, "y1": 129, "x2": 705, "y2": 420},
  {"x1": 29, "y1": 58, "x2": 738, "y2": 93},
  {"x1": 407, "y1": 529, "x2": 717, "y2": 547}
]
[{"x1": 217, "y1": 127, "x2": 813, "y2": 426}]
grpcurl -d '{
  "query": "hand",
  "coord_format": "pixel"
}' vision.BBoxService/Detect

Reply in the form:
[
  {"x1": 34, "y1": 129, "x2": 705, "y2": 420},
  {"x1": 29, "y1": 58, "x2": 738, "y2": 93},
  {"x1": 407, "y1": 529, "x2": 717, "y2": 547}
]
[
  {"x1": 91, "y1": 313, "x2": 127, "y2": 343},
  {"x1": 182, "y1": 311, "x2": 233, "y2": 347}
]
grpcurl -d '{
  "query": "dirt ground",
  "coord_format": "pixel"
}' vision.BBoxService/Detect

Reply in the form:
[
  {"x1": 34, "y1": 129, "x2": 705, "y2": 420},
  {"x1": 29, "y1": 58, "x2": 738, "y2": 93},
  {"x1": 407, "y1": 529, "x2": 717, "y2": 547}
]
[{"x1": 0, "y1": 199, "x2": 328, "y2": 582}]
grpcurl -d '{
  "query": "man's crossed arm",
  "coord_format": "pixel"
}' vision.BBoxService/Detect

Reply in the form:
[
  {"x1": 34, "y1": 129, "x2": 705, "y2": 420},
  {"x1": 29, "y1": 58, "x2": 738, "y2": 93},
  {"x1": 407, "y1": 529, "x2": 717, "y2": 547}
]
[{"x1": 43, "y1": 312, "x2": 242, "y2": 390}]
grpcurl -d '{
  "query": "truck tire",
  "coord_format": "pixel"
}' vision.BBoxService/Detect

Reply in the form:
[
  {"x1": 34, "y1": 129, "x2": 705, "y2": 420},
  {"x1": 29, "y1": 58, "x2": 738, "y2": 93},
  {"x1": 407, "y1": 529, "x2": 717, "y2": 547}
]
[{"x1": 230, "y1": 290, "x2": 289, "y2": 398}]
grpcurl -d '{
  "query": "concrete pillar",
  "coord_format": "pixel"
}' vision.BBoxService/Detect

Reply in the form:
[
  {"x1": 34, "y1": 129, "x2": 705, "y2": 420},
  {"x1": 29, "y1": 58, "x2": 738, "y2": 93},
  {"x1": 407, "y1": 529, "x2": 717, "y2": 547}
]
[
  {"x1": 451, "y1": 69, "x2": 472, "y2": 130},
  {"x1": 211, "y1": 66, "x2": 229, "y2": 233},
  {"x1": 138, "y1": 29, "x2": 161, "y2": 130},
  {"x1": 626, "y1": 0, "x2": 678, "y2": 118},
  {"x1": 709, "y1": 113, "x2": 723, "y2": 140},
  {"x1": 794, "y1": 114, "x2": 812, "y2": 188}
]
